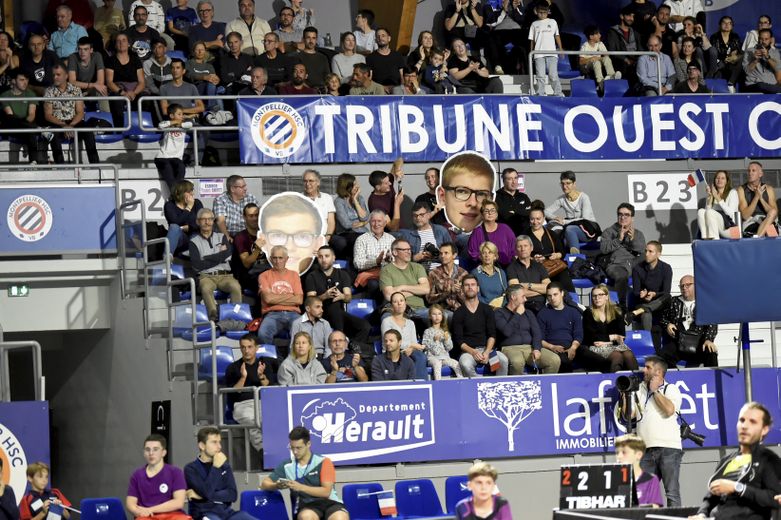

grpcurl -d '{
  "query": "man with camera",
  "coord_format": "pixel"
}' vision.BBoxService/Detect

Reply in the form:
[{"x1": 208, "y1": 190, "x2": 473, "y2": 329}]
[
  {"x1": 620, "y1": 355, "x2": 683, "y2": 507},
  {"x1": 742, "y1": 28, "x2": 781, "y2": 94},
  {"x1": 397, "y1": 201, "x2": 452, "y2": 271},
  {"x1": 689, "y1": 401, "x2": 781, "y2": 520}
]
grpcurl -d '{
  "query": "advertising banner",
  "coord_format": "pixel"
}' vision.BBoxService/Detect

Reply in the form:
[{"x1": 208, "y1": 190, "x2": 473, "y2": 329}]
[
  {"x1": 0, "y1": 401, "x2": 50, "y2": 504},
  {"x1": 1, "y1": 184, "x2": 117, "y2": 255},
  {"x1": 261, "y1": 368, "x2": 780, "y2": 468},
  {"x1": 238, "y1": 95, "x2": 781, "y2": 164}
]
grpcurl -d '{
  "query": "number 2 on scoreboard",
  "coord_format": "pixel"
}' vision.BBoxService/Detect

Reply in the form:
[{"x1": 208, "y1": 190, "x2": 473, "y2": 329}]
[{"x1": 561, "y1": 469, "x2": 571, "y2": 486}]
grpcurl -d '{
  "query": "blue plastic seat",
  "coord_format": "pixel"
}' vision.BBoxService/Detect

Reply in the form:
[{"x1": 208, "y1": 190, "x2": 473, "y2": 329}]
[
  {"x1": 218, "y1": 303, "x2": 253, "y2": 339},
  {"x1": 603, "y1": 79, "x2": 630, "y2": 97},
  {"x1": 343, "y1": 483, "x2": 384, "y2": 520},
  {"x1": 173, "y1": 304, "x2": 214, "y2": 340},
  {"x1": 373, "y1": 340, "x2": 382, "y2": 355},
  {"x1": 240, "y1": 490, "x2": 288, "y2": 520},
  {"x1": 570, "y1": 79, "x2": 598, "y2": 98},
  {"x1": 258, "y1": 344, "x2": 278, "y2": 359},
  {"x1": 198, "y1": 345, "x2": 234, "y2": 384},
  {"x1": 395, "y1": 479, "x2": 446, "y2": 518},
  {"x1": 609, "y1": 291, "x2": 619, "y2": 304},
  {"x1": 705, "y1": 78, "x2": 729, "y2": 93},
  {"x1": 346, "y1": 299, "x2": 375, "y2": 319},
  {"x1": 166, "y1": 50, "x2": 186, "y2": 61},
  {"x1": 85, "y1": 111, "x2": 124, "y2": 144},
  {"x1": 566, "y1": 253, "x2": 595, "y2": 290},
  {"x1": 444, "y1": 475, "x2": 471, "y2": 514},
  {"x1": 557, "y1": 58, "x2": 580, "y2": 79},
  {"x1": 80, "y1": 498, "x2": 126, "y2": 520},
  {"x1": 625, "y1": 329, "x2": 656, "y2": 365},
  {"x1": 125, "y1": 111, "x2": 161, "y2": 143},
  {"x1": 334, "y1": 259, "x2": 349, "y2": 270}
]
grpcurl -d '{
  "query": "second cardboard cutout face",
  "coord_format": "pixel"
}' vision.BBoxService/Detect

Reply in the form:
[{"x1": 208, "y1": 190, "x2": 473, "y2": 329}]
[
  {"x1": 258, "y1": 192, "x2": 326, "y2": 274},
  {"x1": 436, "y1": 151, "x2": 497, "y2": 233}
]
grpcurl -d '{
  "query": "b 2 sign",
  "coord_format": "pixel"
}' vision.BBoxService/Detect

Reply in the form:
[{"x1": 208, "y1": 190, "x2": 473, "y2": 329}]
[{"x1": 627, "y1": 173, "x2": 697, "y2": 211}]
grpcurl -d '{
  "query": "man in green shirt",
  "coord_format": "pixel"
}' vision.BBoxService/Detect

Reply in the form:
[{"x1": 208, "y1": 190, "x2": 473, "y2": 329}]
[
  {"x1": 380, "y1": 238, "x2": 431, "y2": 322},
  {"x1": 0, "y1": 68, "x2": 45, "y2": 163}
]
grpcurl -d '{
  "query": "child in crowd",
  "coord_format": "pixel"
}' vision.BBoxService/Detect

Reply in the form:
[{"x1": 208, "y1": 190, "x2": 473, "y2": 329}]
[
  {"x1": 20, "y1": 462, "x2": 72, "y2": 520},
  {"x1": 422, "y1": 304, "x2": 463, "y2": 379},
  {"x1": 155, "y1": 103, "x2": 192, "y2": 193},
  {"x1": 165, "y1": 0, "x2": 198, "y2": 51},
  {"x1": 614, "y1": 434, "x2": 663, "y2": 507},
  {"x1": 579, "y1": 25, "x2": 620, "y2": 88},
  {"x1": 455, "y1": 462, "x2": 512, "y2": 520},
  {"x1": 422, "y1": 48, "x2": 455, "y2": 94},
  {"x1": 529, "y1": 3, "x2": 563, "y2": 96}
]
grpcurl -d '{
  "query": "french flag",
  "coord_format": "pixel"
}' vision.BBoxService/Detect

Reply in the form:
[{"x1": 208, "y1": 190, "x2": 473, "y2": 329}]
[
  {"x1": 377, "y1": 490, "x2": 398, "y2": 517},
  {"x1": 489, "y1": 350, "x2": 501, "y2": 372},
  {"x1": 687, "y1": 168, "x2": 706, "y2": 187}
]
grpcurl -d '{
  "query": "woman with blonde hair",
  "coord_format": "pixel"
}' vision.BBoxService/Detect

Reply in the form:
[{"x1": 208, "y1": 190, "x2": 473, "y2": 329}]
[
  {"x1": 583, "y1": 284, "x2": 638, "y2": 372},
  {"x1": 277, "y1": 332, "x2": 327, "y2": 385},
  {"x1": 470, "y1": 241, "x2": 507, "y2": 308}
]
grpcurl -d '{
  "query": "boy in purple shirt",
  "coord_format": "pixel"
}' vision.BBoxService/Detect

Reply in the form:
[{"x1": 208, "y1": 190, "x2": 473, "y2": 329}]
[
  {"x1": 455, "y1": 462, "x2": 512, "y2": 520},
  {"x1": 615, "y1": 434, "x2": 663, "y2": 507},
  {"x1": 126, "y1": 434, "x2": 191, "y2": 520}
]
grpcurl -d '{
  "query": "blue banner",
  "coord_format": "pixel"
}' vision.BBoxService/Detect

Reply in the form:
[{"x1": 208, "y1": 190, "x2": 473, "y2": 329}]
[
  {"x1": 261, "y1": 368, "x2": 780, "y2": 468},
  {"x1": 0, "y1": 401, "x2": 50, "y2": 504},
  {"x1": 1, "y1": 184, "x2": 116, "y2": 256},
  {"x1": 238, "y1": 95, "x2": 781, "y2": 164}
]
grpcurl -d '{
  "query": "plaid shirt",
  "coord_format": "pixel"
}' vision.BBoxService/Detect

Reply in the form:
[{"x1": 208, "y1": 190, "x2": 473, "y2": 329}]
[
  {"x1": 212, "y1": 192, "x2": 259, "y2": 236},
  {"x1": 427, "y1": 264, "x2": 468, "y2": 311},
  {"x1": 353, "y1": 232, "x2": 394, "y2": 271},
  {"x1": 44, "y1": 83, "x2": 82, "y2": 122}
]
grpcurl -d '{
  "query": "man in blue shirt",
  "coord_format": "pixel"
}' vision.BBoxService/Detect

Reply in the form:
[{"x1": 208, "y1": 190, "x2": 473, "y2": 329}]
[
  {"x1": 49, "y1": 6, "x2": 89, "y2": 59},
  {"x1": 184, "y1": 427, "x2": 256, "y2": 520},
  {"x1": 537, "y1": 282, "x2": 604, "y2": 373},
  {"x1": 637, "y1": 35, "x2": 675, "y2": 95}
]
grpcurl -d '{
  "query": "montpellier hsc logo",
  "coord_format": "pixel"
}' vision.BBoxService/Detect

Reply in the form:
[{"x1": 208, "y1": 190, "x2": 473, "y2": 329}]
[
  {"x1": 290, "y1": 385, "x2": 435, "y2": 462},
  {"x1": 250, "y1": 102, "x2": 306, "y2": 159},
  {"x1": 0, "y1": 422, "x2": 29, "y2": 505},
  {"x1": 7, "y1": 195, "x2": 53, "y2": 242}
]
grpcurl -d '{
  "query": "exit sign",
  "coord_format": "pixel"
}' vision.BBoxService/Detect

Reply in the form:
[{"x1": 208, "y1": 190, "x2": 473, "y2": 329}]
[{"x1": 8, "y1": 284, "x2": 29, "y2": 297}]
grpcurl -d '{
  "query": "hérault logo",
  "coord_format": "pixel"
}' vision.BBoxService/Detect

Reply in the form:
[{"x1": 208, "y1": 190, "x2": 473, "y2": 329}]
[{"x1": 289, "y1": 385, "x2": 435, "y2": 462}]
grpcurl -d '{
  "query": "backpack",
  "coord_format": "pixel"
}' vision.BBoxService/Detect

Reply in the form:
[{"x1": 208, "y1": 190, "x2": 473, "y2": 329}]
[{"x1": 569, "y1": 257, "x2": 605, "y2": 285}]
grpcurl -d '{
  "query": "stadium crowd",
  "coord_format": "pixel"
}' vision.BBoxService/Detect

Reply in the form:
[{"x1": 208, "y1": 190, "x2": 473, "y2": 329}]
[{"x1": 1, "y1": 0, "x2": 780, "y2": 164}]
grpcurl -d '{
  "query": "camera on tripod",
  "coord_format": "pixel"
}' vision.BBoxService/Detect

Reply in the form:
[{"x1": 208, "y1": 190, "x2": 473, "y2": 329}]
[{"x1": 616, "y1": 374, "x2": 642, "y2": 393}]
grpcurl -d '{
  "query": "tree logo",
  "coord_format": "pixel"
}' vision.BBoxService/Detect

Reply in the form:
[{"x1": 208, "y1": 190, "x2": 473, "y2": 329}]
[{"x1": 477, "y1": 380, "x2": 543, "y2": 451}]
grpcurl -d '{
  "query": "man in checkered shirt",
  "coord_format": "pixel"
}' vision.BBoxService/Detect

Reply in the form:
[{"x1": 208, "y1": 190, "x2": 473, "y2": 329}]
[{"x1": 213, "y1": 175, "x2": 259, "y2": 241}]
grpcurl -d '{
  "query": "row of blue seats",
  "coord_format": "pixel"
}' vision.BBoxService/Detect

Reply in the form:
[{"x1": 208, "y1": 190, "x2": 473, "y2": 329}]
[
  {"x1": 570, "y1": 78, "x2": 733, "y2": 97},
  {"x1": 79, "y1": 476, "x2": 471, "y2": 520}
]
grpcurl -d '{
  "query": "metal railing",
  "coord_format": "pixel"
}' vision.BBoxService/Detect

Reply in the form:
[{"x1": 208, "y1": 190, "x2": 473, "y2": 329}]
[
  {"x1": 0, "y1": 95, "x2": 131, "y2": 165},
  {"x1": 528, "y1": 50, "x2": 663, "y2": 95},
  {"x1": 0, "y1": 340, "x2": 44, "y2": 401},
  {"x1": 136, "y1": 94, "x2": 243, "y2": 170}
]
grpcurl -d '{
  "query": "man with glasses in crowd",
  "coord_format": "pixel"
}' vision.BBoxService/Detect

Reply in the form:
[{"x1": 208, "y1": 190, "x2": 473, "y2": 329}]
[
  {"x1": 495, "y1": 167, "x2": 533, "y2": 236},
  {"x1": 380, "y1": 238, "x2": 431, "y2": 322},
  {"x1": 189, "y1": 208, "x2": 243, "y2": 321},
  {"x1": 213, "y1": 175, "x2": 259, "y2": 242},
  {"x1": 601, "y1": 202, "x2": 646, "y2": 309},
  {"x1": 225, "y1": 0, "x2": 271, "y2": 56},
  {"x1": 398, "y1": 201, "x2": 451, "y2": 270},
  {"x1": 126, "y1": 434, "x2": 189, "y2": 520},
  {"x1": 254, "y1": 33, "x2": 295, "y2": 87},
  {"x1": 189, "y1": 1, "x2": 226, "y2": 53}
]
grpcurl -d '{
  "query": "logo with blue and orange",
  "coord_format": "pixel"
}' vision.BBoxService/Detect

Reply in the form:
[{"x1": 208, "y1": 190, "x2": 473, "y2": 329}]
[
  {"x1": 250, "y1": 102, "x2": 306, "y2": 159},
  {"x1": 0, "y1": 422, "x2": 28, "y2": 505}
]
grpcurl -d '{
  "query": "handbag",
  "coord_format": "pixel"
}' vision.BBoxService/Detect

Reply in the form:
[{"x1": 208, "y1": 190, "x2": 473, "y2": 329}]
[
  {"x1": 677, "y1": 330, "x2": 701, "y2": 355},
  {"x1": 538, "y1": 229, "x2": 567, "y2": 277}
]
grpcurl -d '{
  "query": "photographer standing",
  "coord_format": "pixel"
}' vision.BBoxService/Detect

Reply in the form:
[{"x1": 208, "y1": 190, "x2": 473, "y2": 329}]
[
  {"x1": 621, "y1": 355, "x2": 683, "y2": 506},
  {"x1": 689, "y1": 402, "x2": 781, "y2": 520}
]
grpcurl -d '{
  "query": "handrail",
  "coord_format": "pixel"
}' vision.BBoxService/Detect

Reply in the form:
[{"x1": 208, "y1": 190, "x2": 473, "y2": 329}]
[
  {"x1": 528, "y1": 50, "x2": 662, "y2": 95},
  {"x1": 0, "y1": 95, "x2": 132, "y2": 167},
  {"x1": 137, "y1": 94, "x2": 244, "y2": 172},
  {"x1": 0, "y1": 340, "x2": 44, "y2": 401}
]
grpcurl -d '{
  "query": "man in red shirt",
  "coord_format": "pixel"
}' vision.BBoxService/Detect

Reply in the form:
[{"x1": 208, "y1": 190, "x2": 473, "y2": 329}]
[{"x1": 258, "y1": 245, "x2": 304, "y2": 344}]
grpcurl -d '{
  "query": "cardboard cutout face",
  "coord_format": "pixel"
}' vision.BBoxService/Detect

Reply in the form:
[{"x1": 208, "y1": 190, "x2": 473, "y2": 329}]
[
  {"x1": 436, "y1": 150, "x2": 497, "y2": 233},
  {"x1": 258, "y1": 192, "x2": 326, "y2": 274}
]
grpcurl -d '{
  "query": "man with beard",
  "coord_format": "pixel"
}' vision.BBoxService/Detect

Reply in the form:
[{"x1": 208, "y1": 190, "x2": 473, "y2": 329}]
[{"x1": 277, "y1": 63, "x2": 317, "y2": 94}]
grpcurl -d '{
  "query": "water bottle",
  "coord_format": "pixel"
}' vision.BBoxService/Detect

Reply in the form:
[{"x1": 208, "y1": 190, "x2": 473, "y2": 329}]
[{"x1": 324, "y1": 33, "x2": 332, "y2": 47}]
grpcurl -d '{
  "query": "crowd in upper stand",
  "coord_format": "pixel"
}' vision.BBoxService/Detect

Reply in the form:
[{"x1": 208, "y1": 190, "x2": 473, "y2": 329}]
[{"x1": 1, "y1": 0, "x2": 779, "y2": 162}]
